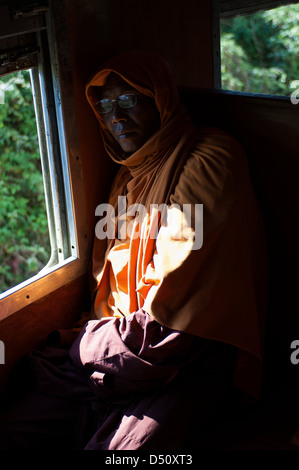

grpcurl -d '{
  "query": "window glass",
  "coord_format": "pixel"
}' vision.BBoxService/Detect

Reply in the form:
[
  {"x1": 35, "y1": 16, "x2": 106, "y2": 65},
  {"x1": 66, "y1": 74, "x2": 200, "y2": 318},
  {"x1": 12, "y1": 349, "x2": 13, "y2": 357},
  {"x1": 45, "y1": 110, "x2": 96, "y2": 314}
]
[
  {"x1": 220, "y1": 3, "x2": 299, "y2": 95},
  {"x1": 0, "y1": 69, "x2": 50, "y2": 293}
]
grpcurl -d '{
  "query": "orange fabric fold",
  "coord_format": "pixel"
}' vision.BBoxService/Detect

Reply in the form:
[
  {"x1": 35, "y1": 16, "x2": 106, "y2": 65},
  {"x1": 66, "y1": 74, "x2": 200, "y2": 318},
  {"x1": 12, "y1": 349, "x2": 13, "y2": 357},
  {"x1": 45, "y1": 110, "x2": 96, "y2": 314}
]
[{"x1": 85, "y1": 50, "x2": 268, "y2": 398}]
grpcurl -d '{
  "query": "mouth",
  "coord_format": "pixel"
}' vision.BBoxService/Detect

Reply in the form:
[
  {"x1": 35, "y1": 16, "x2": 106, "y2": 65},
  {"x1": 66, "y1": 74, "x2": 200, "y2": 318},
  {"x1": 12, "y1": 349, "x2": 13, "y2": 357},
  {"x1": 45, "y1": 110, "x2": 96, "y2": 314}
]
[
  {"x1": 115, "y1": 130, "x2": 136, "y2": 139},
  {"x1": 114, "y1": 124, "x2": 136, "y2": 135},
  {"x1": 112, "y1": 128, "x2": 140, "y2": 154}
]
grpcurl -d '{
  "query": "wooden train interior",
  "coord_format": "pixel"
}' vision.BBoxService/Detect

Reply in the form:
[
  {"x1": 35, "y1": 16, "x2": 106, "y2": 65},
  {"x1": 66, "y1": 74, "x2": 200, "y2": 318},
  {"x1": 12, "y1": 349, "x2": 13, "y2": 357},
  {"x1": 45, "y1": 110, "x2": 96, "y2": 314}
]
[{"x1": 0, "y1": 0, "x2": 298, "y2": 450}]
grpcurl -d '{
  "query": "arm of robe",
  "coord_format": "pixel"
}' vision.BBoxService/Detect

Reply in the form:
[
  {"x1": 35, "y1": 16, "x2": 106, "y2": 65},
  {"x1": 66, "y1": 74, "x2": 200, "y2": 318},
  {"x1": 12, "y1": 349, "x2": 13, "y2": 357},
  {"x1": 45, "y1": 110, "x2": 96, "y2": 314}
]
[{"x1": 141, "y1": 129, "x2": 268, "y2": 399}]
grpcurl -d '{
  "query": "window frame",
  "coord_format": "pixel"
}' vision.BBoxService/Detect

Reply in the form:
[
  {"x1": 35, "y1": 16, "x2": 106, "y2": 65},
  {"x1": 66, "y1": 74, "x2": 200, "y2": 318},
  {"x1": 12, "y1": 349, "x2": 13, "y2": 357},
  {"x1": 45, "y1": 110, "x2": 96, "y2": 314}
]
[
  {"x1": 218, "y1": 0, "x2": 297, "y2": 18},
  {"x1": 0, "y1": 0, "x2": 89, "y2": 319}
]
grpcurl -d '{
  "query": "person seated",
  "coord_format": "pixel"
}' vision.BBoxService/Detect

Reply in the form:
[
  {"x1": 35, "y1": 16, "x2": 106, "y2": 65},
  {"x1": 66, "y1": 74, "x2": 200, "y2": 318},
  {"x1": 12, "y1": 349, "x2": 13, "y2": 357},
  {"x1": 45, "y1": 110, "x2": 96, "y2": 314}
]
[{"x1": 0, "y1": 50, "x2": 268, "y2": 450}]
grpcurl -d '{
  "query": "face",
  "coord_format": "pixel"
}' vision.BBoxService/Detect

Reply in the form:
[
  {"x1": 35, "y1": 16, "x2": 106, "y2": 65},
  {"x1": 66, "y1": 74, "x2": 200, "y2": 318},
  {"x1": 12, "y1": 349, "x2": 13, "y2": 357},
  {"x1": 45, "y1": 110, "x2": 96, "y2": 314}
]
[{"x1": 98, "y1": 74, "x2": 160, "y2": 157}]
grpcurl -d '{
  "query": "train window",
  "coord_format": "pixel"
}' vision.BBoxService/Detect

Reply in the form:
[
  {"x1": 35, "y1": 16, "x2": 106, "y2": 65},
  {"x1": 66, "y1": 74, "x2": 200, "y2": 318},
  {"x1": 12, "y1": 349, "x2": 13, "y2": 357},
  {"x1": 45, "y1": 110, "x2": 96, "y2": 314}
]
[
  {"x1": 214, "y1": 0, "x2": 299, "y2": 96},
  {"x1": 0, "y1": 68, "x2": 51, "y2": 294},
  {"x1": 0, "y1": 1, "x2": 88, "y2": 319}
]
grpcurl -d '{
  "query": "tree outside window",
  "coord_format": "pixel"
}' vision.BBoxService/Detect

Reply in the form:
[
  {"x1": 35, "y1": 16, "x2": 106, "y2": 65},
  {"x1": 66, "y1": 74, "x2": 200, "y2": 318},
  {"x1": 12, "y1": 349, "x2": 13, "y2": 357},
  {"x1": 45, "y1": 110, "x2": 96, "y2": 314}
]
[
  {"x1": 220, "y1": 4, "x2": 299, "y2": 96},
  {"x1": 0, "y1": 70, "x2": 50, "y2": 293}
]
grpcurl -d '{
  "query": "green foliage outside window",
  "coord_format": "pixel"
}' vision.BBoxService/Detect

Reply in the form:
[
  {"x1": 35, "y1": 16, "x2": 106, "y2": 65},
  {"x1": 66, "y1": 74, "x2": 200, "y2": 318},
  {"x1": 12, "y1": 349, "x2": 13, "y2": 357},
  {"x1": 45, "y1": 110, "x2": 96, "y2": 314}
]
[
  {"x1": 0, "y1": 70, "x2": 50, "y2": 293},
  {"x1": 221, "y1": 4, "x2": 299, "y2": 95}
]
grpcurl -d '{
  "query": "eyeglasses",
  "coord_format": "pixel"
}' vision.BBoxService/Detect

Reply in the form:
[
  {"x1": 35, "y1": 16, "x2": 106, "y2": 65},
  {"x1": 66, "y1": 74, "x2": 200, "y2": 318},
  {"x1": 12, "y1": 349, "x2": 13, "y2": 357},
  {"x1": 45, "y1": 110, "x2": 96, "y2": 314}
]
[{"x1": 95, "y1": 93, "x2": 138, "y2": 114}]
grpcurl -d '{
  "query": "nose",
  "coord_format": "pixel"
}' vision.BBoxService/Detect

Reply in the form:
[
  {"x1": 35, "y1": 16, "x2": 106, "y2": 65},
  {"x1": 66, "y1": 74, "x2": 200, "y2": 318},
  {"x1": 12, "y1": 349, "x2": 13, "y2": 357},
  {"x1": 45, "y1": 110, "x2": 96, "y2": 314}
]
[{"x1": 111, "y1": 102, "x2": 127, "y2": 123}]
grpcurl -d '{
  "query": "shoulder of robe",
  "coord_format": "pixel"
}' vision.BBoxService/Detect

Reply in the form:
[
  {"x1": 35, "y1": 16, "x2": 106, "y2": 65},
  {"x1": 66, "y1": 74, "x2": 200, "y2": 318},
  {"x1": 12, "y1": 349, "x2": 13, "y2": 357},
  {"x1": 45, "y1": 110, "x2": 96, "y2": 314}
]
[
  {"x1": 170, "y1": 127, "x2": 251, "y2": 219},
  {"x1": 190, "y1": 127, "x2": 248, "y2": 175}
]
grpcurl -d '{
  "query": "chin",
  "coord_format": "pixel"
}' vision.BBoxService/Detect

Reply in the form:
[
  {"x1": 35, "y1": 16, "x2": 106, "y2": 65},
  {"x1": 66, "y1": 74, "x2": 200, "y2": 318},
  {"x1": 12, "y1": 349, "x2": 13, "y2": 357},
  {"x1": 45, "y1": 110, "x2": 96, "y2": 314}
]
[
  {"x1": 117, "y1": 134, "x2": 147, "y2": 155},
  {"x1": 119, "y1": 141, "x2": 141, "y2": 155}
]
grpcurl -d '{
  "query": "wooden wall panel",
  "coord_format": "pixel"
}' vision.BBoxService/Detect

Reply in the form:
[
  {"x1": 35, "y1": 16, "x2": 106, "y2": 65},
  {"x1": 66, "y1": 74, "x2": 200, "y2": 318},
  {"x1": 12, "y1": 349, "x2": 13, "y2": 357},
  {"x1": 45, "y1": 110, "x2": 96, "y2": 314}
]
[{"x1": 65, "y1": 0, "x2": 214, "y2": 88}]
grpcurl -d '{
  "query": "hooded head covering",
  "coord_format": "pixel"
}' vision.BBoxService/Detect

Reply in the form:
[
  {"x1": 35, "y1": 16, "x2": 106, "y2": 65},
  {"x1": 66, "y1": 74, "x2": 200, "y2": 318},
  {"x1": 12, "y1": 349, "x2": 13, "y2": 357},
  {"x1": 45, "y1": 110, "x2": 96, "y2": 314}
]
[
  {"x1": 86, "y1": 50, "x2": 193, "y2": 166},
  {"x1": 86, "y1": 50, "x2": 268, "y2": 398}
]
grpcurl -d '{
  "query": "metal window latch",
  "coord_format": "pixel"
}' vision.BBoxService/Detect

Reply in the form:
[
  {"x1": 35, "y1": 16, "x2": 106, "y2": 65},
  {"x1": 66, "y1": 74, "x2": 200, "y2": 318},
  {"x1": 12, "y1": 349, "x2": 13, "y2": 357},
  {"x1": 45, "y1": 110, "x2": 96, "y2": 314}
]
[{"x1": 11, "y1": 2, "x2": 49, "y2": 19}]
